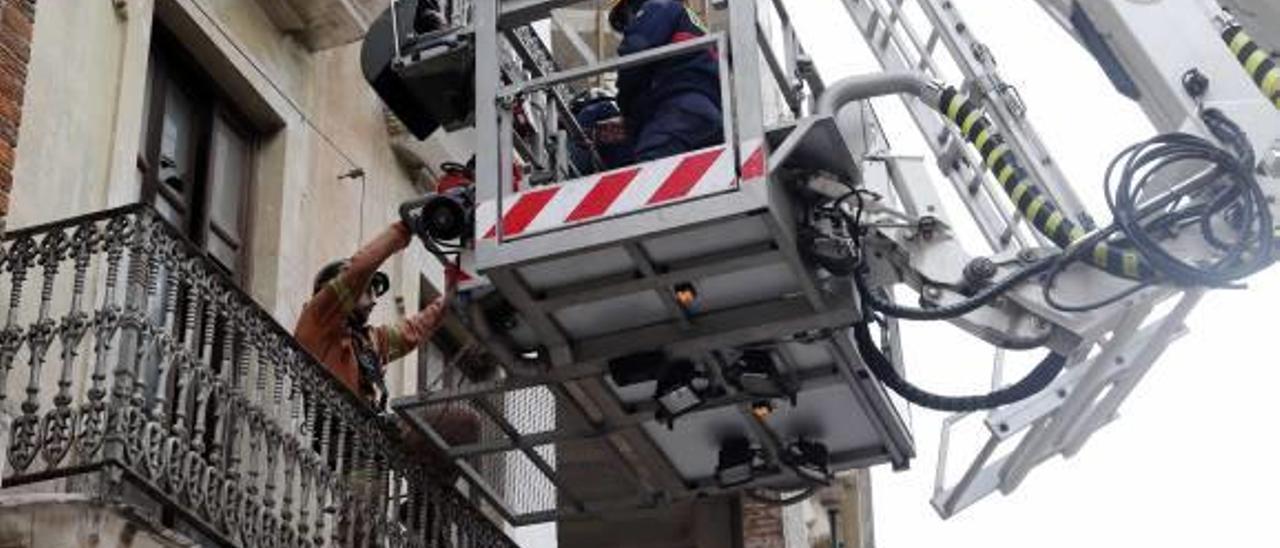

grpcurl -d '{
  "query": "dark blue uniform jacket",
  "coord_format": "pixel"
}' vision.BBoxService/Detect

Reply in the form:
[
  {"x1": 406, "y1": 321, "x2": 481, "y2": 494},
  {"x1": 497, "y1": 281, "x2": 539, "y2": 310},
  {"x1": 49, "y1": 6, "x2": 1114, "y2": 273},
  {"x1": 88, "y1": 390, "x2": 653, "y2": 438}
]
[{"x1": 616, "y1": 0, "x2": 724, "y2": 161}]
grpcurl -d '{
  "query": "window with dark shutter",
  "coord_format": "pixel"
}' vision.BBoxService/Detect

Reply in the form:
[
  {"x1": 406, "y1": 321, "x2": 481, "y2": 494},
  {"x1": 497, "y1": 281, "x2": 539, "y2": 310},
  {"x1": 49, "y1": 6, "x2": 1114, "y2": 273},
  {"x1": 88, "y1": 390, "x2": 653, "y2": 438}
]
[{"x1": 141, "y1": 26, "x2": 257, "y2": 284}]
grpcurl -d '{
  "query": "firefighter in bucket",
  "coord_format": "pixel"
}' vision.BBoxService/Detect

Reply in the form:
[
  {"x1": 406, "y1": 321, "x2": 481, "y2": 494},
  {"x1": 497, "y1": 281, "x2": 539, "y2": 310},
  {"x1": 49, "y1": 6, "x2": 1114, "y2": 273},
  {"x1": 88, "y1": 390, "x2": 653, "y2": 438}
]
[{"x1": 610, "y1": 0, "x2": 725, "y2": 162}]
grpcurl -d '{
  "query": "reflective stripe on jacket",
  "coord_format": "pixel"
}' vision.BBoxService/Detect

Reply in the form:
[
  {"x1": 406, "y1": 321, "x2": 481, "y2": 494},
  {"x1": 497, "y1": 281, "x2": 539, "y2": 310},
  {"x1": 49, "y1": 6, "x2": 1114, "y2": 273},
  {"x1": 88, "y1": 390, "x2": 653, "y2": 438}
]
[{"x1": 294, "y1": 222, "x2": 448, "y2": 402}]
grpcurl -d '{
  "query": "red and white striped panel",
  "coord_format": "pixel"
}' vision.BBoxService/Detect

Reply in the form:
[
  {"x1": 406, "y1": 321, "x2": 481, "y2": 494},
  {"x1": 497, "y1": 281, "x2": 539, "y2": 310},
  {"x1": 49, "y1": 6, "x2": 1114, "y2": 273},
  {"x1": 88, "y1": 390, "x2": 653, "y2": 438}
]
[{"x1": 479, "y1": 140, "x2": 766, "y2": 241}]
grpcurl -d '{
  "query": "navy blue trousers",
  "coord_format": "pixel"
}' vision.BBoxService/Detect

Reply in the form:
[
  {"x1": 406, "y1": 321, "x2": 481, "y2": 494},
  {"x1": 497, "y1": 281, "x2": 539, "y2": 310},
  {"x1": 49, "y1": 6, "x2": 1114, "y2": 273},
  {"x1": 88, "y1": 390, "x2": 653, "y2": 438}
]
[{"x1": 632, "y1": 92, "x2": 723, "y2": 162}]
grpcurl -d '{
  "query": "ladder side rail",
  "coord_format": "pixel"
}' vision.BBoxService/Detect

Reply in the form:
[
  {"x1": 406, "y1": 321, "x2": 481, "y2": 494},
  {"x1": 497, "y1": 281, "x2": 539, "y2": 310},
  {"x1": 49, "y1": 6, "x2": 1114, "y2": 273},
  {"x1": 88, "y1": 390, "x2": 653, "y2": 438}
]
[
  {"x1": 865, "y1": 0, "x2": 1050, "y2": 249},
  {"x1": 729, "y1": 0, "x2": 768, "y2": 154},
  {"x1": 757, "y1": 0, "x2": 809, "y2": 118},
  {"x1": 757, "y1": 22, "x2": 804, "y2": 117},
  {"x1": 861, "y1": 0, "x2": 1041, "y2": 250},
  {"x1": 914, "y1": 0, "x2": 1095, "y2": 228},
  {"x1": 867, "y1": 0, "x2": 944, "y2": 78},
  {"x1": 839, "y1": 0, "x2": 1030, "y2": 252},
  {"x1": 767, "y1": 0, "x2": 824, "y2": 115},
  {"x1": 476, "y1": 0, "x2": 505, "y2": 209},
  {"x1": 504, "y1": 26, "x2": 603, "y2": 174},
  {"x1": 997, "y1": 300, "x2": 1153, "y2": 491},
  {"x1": 771, "y1": 0, "x2": 805, "y2": 109}
]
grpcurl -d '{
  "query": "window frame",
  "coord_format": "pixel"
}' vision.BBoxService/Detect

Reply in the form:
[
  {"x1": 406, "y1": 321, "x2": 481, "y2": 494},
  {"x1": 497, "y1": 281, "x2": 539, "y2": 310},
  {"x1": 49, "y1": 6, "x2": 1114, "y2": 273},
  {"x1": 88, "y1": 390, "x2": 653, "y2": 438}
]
[{"x1": 140, "y1": 25, "x2": 258, "y2": 285}]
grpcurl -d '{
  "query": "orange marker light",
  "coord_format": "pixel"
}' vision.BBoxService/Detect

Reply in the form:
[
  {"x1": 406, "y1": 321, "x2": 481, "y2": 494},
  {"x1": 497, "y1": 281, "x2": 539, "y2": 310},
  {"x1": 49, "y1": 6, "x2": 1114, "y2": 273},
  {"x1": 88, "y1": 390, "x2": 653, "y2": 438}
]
[
  {"x1": 751, "y1": 401, "x2": 774, "y2": 420},
  {"x1": 674, "y1": 282, "x2": 698, "y2": 310}
]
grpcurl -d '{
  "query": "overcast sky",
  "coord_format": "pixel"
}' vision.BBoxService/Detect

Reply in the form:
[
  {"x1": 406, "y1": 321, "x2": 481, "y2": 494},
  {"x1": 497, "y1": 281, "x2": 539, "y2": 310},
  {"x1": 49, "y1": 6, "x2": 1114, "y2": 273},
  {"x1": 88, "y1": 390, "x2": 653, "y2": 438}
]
[
  {"x1": 786, "y1": 1, "x2": 1280, "y2": 547},
  {"x1": 519, "y1": 1, "x2": 1279, "y2": 546}
]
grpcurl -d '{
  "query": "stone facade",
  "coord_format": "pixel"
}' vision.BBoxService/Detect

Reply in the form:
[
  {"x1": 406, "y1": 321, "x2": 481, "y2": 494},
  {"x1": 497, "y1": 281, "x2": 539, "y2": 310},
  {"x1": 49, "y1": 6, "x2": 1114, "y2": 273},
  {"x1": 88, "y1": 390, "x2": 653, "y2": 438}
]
[
  {"x1": 0, "y1": 0, "x2": 473, "y2": 542},
  {"x1": 0, "y1": 495, "x2": 197, "y2": 548},
  {"x1": 6, "y1": 0, "x2": 457, "y2": 397}
]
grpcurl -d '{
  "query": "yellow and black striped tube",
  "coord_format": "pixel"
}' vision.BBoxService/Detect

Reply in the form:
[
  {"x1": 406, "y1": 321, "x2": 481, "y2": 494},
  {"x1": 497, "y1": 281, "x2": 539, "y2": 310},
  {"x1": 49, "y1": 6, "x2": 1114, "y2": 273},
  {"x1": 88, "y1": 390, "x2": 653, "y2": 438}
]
[
  {"x1": 936, "y1": 87, "x2": 1149, "y2": 280},
  {"x1": 1222, "y1": 25, "x2": 1280, "y2": 109}
]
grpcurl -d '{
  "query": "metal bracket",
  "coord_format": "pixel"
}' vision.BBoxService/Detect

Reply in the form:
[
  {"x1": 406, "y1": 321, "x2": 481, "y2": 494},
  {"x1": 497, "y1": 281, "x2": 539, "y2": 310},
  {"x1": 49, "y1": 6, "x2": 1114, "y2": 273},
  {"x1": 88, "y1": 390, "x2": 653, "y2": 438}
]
[{"x1": 931, "y1": 290, "x2": 1202, "y2": 517}]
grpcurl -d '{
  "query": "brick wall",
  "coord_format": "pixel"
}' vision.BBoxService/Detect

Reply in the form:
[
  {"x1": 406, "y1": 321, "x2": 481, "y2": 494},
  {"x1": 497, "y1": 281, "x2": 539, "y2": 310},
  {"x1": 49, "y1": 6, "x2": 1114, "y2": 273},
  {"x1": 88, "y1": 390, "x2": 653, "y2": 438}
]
[
  {"x1": 741, "y1": 496, "x2": 786, "y2": 548},
  {"x1": 0, "y1": 0, "x2": 35, "y2": 226}
]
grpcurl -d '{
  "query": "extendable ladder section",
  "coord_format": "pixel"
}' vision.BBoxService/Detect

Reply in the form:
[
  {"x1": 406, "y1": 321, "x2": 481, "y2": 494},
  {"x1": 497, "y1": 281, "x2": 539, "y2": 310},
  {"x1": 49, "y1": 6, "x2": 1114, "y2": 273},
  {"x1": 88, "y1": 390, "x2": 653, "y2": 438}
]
[{"x1": 835, "y1": 0, "x2": 1093, "y2": 252}]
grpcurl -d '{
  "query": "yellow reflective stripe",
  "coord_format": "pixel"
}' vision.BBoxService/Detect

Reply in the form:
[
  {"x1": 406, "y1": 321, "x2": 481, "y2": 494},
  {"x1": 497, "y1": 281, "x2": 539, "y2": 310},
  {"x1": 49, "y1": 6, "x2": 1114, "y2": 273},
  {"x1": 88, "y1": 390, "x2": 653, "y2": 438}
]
[
  {"x1": 1229, "y1": 32, "x2": 1251, "y2": 56},
  {"x1": 1026, "y1": 196, "x2": 1048, "y2": 222},
  {"x1": 1122, "y1": 253, "x2": 1140, "y2": 279},
  {"x1": 1093, "y1": 243, "x2": 1110, "y2": 269},
  {"x1": 975, "y1": 128, "x2": 993, "y2": 151},
  {"x1": 1245, "y1": 50, "x2": 1269, "y2": 76},
  {"x1": 385, "y1": 326, "x2": 405, "y2": 359},
  {"x1": 1010, "y1": 182, "x2": 1031, "y2": 206},
  {"x1": 1044, "y1": 211, "x2": 1065, "y2": 239},
  {"x1": 685, "y1": 7, "x2": 709, "y2": 33},
  {"x1": 1069, "y1": 226, "x2": 1087, "y2": 244},
  {"x1": 947, "y1": 95, "x2": 964, "y2": 121},
  {"x1": 984, "y1": 144, "x2": 1009, "y2": 169},
  {"x1": 961, "y1": 110, "x2": 983, "y2": 137},
  {"x1": 998, "y1": 165, "x2": 1017, "y2": 186},
  {"x1": 1263, "y1": 69, "x2": 1280, "y2": 99},
  {"x1": 329, "y1": 279, "x2": 356, "y2": 313}
]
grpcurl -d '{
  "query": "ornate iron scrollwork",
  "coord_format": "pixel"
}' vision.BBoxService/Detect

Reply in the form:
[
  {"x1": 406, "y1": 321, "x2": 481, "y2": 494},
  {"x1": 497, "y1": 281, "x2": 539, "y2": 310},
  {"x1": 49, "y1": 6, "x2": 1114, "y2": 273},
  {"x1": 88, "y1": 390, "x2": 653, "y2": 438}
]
[{"x1": 0, "y1": 205, "x2": 519, "y2": 547}]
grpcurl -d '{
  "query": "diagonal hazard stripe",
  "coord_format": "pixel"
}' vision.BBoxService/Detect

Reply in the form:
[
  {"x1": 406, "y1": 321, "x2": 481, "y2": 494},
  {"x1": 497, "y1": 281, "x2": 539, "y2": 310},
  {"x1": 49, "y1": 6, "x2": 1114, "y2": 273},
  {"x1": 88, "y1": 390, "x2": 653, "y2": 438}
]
[
  {"x1": 740, "y1": 145, "x2": 766, "y2": 181},
  {"x1": 647, "y1": 148, "x2": 724, "y2": 205},
  {"x1": 566, "y1": 168, "x2": 641, "y2": 222},
  {"x1": 483, "y1": 186, "x2": 561, "y2": 239}
]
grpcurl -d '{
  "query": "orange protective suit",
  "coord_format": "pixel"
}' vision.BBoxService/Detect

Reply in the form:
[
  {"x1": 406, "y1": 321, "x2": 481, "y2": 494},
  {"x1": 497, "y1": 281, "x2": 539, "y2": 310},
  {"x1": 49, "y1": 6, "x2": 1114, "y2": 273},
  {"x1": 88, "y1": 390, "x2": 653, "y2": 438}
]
[{"x1": 294, "y1": 222, "x2": 448, "y2": 403}]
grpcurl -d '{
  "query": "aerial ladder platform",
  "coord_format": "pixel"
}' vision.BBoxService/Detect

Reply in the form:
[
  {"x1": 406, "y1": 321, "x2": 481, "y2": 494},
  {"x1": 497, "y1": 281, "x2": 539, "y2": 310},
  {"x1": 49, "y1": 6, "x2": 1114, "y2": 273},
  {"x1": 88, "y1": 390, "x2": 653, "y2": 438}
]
[{"x1": 361, "y1": 0, "x2": 1280, "y2": 525}]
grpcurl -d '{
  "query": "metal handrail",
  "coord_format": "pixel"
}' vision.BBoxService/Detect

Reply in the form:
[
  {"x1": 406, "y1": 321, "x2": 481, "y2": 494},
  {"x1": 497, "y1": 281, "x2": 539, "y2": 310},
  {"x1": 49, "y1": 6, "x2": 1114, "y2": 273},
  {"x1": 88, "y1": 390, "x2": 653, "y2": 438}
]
[
  {"x1": 489, "y1": 30, "x2": 735, "y2": 241},
  {"x1": 498, "y1": 33, "x2": 723, "y2": 97},
  {"x1": 0, "y1": 204, "x2": 517, "y2": 548}
]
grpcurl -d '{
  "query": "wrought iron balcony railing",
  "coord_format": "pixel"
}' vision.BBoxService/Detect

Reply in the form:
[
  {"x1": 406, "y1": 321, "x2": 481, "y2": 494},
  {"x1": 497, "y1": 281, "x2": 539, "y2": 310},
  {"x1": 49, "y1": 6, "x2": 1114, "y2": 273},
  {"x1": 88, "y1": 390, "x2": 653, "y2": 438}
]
[{"x1": 0, "y1": 204, "x2": 517, "y2": 548}]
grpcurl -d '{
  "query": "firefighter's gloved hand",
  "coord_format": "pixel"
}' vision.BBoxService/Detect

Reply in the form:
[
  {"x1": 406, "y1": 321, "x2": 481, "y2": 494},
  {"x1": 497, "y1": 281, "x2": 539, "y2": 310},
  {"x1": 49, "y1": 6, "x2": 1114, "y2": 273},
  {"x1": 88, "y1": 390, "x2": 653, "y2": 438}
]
[
  {"x1": 413, "y1": 0, "x2": 446, "y2": 34},
  {"x1": 596, "y1": 117, "x2": 628, "y2": 145}
]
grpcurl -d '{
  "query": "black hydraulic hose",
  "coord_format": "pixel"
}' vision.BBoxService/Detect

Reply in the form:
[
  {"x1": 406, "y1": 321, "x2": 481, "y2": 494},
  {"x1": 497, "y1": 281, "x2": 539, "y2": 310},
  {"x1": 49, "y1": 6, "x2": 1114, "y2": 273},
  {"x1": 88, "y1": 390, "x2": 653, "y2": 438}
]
[
  {"x1": 747, "y1": 487, "x2": 818, "y2": 507},
  {"x1": 852, "y1": 257, "x2": 1058, "y2": 321},
  {"x1": 852, "y1": 322, "x2": 1066, "y2": 412}
]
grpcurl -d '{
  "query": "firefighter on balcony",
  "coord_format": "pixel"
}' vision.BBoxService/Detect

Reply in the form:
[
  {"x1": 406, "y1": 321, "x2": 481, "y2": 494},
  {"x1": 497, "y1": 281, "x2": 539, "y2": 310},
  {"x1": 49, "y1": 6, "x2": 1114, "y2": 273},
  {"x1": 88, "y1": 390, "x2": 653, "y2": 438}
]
[
  {"x1": 610, "y1": 0, "x2": 724, "y2": 162},
  {"x1": 295, "y1": 220, "x2": 461, "y2": 410}
]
